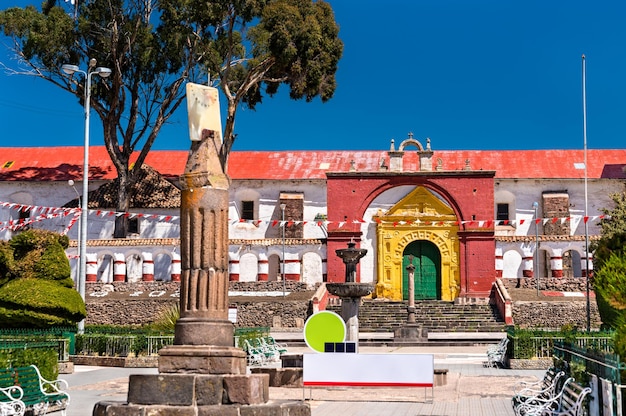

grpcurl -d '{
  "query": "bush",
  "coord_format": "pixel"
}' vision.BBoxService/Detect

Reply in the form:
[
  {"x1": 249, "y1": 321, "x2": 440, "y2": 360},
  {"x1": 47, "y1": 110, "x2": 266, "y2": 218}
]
[
  {"x1": 8, "y1": 230, "x2": 72, "y2": 285},
  {"x1": 593, "y1": 253, "x2": 626, "y2": 330},
  {"x1": 0, "y1": 279, "x2": 86, "y2": 328},
  {"x1": 148, "y1": 303, "x2": 179, "y2": 332},
  {"x1": 0, "y1": 347, "x2": 58, "y2": 381}
]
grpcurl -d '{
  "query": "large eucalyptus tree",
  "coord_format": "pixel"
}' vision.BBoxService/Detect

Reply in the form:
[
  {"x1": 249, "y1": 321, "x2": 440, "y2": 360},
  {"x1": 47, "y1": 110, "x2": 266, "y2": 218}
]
[{"x1": 0, "y1": 0, "x2": 343, "y2": 236}]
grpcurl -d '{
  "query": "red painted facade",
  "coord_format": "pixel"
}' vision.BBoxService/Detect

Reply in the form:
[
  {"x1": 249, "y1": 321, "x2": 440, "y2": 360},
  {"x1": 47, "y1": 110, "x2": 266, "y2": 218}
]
[{"x1": 325, "y1": 171, "x2": 496, "y2": 298}]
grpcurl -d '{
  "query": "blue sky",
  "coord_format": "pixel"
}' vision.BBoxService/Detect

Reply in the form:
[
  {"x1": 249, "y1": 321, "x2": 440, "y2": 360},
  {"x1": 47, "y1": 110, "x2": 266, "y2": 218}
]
[{"x1": 1, "y1": 1, "x2": 625, "y2": 151}]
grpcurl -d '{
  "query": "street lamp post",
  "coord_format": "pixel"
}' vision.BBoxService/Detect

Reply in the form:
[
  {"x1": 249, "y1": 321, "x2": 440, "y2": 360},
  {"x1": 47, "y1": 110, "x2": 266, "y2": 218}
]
[
  {"x1": 68, "y1": 179, "x2": 81, "y2": 272},
  {"x1": 533, "y1": 201, "x2": 539, "y2": 297},
  {"x1": 280, "y1": 203, "x2": 286, "y2": 299},
  {"x1": 61, "y1": 59, "x2": 111, "y2": 333}
]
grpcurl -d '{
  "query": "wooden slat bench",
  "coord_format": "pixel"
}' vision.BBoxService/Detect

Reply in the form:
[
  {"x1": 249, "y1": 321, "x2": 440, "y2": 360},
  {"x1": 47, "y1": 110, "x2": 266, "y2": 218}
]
[{"x1": 0, "y1": 365, "x2": 69, "y2": 416}]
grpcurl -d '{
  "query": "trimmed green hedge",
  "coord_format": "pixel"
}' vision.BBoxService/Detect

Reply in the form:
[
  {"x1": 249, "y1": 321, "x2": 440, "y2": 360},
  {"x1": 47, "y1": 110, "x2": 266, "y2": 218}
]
[
  {"x1": 0, "y1": 347, "x2": 58, "y2": 381},
  {"x1": 0, "y1": 279, "x2": 86, "y2": 328}
]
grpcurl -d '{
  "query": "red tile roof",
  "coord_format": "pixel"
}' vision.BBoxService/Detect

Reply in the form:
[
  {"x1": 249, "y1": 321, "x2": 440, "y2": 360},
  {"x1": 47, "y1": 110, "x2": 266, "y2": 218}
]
[{"x1": 0, "y1": 147, "x2": 624, "y2": 181}]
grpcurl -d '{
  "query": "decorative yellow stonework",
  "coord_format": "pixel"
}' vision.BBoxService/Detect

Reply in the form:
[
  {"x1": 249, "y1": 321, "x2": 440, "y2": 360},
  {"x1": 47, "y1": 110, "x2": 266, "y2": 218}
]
[{"x1": 373, "y1": 187, "x2": 460, "y2": 301}]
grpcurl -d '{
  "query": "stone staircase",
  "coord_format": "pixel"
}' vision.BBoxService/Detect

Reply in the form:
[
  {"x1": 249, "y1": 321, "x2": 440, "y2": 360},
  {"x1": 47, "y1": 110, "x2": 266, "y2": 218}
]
[{"x1": 327, "y1": 299, "x2": 506, "y2": 333}]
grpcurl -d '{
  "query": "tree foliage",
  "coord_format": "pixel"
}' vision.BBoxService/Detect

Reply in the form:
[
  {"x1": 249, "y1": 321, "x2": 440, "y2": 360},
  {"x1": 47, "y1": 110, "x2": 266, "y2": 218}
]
[
  {"x1": 0, "y1": 0, "x2": 342, "y2": 236},
  {"x1": 591, "y1": 188, "x2": 626, "y2": 331},
  {"x1": 591, "y1": 190, "x2": 626, "y2": 268}
]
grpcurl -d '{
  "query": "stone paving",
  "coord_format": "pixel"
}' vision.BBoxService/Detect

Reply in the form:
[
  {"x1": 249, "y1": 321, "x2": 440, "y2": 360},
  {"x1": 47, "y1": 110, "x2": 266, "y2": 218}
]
[{"x1": 61, "y1": 345, "x2": 546, "y2": 416}]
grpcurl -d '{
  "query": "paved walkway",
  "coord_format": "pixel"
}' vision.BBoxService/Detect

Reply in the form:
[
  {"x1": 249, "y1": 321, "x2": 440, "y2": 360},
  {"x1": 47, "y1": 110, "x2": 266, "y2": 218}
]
[{"x1": 61, "y1": 345, "x2": 546, "y2": 416}]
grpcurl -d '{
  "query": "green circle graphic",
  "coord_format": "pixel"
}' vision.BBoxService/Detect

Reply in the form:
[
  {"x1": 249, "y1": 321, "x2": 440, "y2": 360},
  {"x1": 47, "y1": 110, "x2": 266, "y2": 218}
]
[{"x1": 304, "y1": 311, "x2": 346, "y2": 353}]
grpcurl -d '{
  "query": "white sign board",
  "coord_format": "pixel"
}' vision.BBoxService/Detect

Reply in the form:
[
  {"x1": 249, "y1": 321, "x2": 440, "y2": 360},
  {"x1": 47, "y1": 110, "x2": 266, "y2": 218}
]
[{"x1": 303, "y1": 353, "x2": 434, "y2": 387}]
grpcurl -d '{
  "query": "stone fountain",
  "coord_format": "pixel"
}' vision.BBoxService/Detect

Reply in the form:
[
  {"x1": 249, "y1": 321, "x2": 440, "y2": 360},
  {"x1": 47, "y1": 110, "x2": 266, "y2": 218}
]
[{"x1": 326, "y1": 241, "x2": 374, "y2": 352}]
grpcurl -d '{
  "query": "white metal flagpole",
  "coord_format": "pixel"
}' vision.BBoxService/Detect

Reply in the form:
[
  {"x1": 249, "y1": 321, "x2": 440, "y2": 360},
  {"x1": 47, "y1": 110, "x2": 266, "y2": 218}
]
[{"x1": 582, "y1": 54, "x2": 591, "y2": 332}]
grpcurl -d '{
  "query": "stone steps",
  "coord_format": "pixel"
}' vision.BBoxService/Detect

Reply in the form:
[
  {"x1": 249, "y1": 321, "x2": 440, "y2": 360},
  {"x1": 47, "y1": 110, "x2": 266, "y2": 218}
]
[{"x1": 327, "y1": 300, "x2": 506, "y2": 333}]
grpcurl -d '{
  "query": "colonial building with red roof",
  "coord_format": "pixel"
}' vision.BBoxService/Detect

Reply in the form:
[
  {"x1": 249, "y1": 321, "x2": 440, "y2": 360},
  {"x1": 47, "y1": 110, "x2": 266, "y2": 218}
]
[{"x1": 1, "y1": 135, "x2": 624, "y2": 301}]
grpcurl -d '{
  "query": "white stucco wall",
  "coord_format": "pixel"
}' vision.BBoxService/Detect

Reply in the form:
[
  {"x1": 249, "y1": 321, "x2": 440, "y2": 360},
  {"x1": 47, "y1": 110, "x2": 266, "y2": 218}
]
[
  {"x1": 1, "y1": 172, "x2": 622, "y2": 287},
  {"x1": 495, "y1": 178, "x2": 621, "y2": 237},
  {"x1": 228, "y1": 179, "x2": 327, "y2": 240}
]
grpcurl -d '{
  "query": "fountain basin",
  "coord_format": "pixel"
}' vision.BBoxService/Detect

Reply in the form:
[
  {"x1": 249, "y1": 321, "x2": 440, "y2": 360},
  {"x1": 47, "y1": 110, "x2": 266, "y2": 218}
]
[{"x1": 326, "y1": 282, "x2": 374, "y2": 298}]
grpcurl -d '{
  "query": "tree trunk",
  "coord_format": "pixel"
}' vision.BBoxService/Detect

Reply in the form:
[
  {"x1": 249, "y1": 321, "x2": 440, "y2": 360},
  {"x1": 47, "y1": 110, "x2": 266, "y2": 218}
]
[{"x1": 113, "y1": 168, "x2": 131, "y2": 238}]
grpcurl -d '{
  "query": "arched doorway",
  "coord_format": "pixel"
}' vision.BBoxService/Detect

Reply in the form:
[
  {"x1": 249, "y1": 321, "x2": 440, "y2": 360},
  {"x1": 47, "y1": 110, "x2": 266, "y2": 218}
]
[
  {"x1": 373, "y1": 186, "x2": 460, "y2": 301},
  {"x1": 403, "y1": 240, "x2": 441, "y2": 300}
]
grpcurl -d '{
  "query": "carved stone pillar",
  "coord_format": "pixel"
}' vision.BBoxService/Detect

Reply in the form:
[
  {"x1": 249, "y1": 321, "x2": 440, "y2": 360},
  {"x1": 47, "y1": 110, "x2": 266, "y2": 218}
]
[
  {"x1": 158, "y1": 84, "x2": 246, "y2": 374},
  {"x1": 93, "y1": 83, "x2": 309, "y2": 415}
]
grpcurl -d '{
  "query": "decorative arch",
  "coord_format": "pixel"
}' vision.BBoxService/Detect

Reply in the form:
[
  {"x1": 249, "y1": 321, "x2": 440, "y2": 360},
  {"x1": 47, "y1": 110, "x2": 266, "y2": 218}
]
[
  {"x1": 502, "y1": 249, "x2": 523, "y2": 278},
  {"x1": 154, "y1": 252, "x2": 172, "y2": 281},
  {"x1": 97, "y1": 251, "x2": 115, "y2": 283},
  {"x1": 239, "y1": 253, "x2": 258, "y2": 282},
  {"x1": 125, "y1": 250, "x2": 143, "y2": 283},
  {"x1": 326, "y1": 170, "x2": 496, "y2": 298},
  {"x1": 375, "y1": 228, "x2": 459, "y2": 301},
  {"x1": 398, "y1": 137, "x2": 425, "y2": 152},
  {"x1": 373, "y1": 187, "x2": 460, "y2": 301}
]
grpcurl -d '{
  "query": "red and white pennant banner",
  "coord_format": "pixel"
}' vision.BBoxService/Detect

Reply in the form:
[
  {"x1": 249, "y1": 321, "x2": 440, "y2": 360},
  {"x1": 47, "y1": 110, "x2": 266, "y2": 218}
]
[
  {"x1": 0, "y1": 201, "x2": 609, "y2": 230},
  {"x1": 0, "y1": 202, "x2": 180, "y2": 224},
  {"x1": 232, "y1": 215, "x2": 609, "y2": 228},
  {"x1": 0, "y1": 211, "x2": 72, "y2": 233}
]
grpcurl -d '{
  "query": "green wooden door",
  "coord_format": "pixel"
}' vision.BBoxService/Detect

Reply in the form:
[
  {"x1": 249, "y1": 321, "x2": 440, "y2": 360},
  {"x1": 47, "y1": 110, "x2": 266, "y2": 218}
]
[{"x1": 402, "y1": 241, "x2": 441, "y2": 300}]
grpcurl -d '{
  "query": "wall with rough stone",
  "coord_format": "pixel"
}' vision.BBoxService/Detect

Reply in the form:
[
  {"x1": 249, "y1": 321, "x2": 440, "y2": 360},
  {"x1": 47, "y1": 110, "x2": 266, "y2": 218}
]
[
  {"x1": 501, "y1": 276, "x2": 589, "y2": 292},
  {"x1": 85, "y1": 281, "x2": 313, "y2": 328},
  {"x1": 512, "y1": 301, "x2": 601, "y2": 330},
  {"x1": 500, "y1": 277, "x2": 601, "y2": 329}
]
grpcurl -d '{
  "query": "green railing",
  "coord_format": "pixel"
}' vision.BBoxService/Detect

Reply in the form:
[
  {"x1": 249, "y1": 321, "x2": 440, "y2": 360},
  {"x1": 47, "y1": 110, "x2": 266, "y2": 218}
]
[
  {"x1": 147, "y1": 336, "x2": 174, "y2": 355},
  {"x1": 507, "y1": 328, "x2": 614, "y2": 360},
  {"x1": 0, "y1": 339, "x2": 69, "y2": 362},
  {"x1": 73, "y1": 327, "x2": 270, "y2": 357},
  {"x1": 552, "y1": 341, "x2": 625, "y2": 416}
]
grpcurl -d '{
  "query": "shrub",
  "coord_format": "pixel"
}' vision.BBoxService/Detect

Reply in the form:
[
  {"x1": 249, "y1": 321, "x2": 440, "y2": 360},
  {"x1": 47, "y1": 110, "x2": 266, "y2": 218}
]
[
  {"x1": 0, "y1": 347, "x2": 58, "y2": 381},
  {"x1": 593, "y1": 253, "x2": 626, "y2": 330},
  {"x1": 0, "y1": 279, "x2": 86, "y2": 328},
  {"x1": 148, "y1": 303, "x2": 180, "y2": 332}
]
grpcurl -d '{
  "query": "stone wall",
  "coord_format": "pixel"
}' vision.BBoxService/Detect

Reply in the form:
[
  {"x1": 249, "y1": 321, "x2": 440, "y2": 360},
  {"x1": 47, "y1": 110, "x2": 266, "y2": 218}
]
[
  {"x1": 501, "y1": 276, "x2": 589, "y2": 292},
  {"x1": 512, "y1": 301, "x2": 601, "y2": 330},
  {"x1": 235, "y1": 302, "x2": 310, "y2": 328},
  {"x1": 500, "y1": 277, "x2": 602, "y2": 329},
  {"x1": 87, "y1": 299, "x2": 178, "y2": 326},
  {"x1": 84, "y1": 281, "x2": 313, "y2": 328}
]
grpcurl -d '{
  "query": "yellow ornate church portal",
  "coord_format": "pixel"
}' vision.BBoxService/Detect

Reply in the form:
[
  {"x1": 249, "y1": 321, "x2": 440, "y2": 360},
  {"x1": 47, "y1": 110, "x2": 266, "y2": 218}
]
[{"x1": 374, "y1": 187, "x2": 460, "y2": 301}]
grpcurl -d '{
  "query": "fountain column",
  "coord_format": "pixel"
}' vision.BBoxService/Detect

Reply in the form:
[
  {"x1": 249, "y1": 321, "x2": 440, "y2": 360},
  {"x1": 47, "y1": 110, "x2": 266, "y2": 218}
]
[{"x1": 326, "y1": 241, "x2": 373, "y2": 352}]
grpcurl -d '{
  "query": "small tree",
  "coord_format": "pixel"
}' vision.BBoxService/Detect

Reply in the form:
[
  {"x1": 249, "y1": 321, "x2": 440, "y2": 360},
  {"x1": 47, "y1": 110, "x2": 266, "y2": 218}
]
[
  {"x1": 591, "y1": 190, "x2": 626, "y2": 268},
  {"x1": 591, "y1": 188, "x2": 626, "y2": 334},
  {"x1": 593, "y1": 253, "x2": 626, "y2": 329}
]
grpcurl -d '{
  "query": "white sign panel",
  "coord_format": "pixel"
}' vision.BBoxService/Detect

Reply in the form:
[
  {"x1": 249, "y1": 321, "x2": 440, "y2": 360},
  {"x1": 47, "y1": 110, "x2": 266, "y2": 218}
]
[{"x1": 303, "y1": 353, "x2": 434, "y2": 387}]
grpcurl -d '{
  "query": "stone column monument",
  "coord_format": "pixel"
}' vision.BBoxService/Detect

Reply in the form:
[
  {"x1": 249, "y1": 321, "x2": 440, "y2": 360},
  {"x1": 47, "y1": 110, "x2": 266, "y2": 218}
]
[
  {"x1": 93, "y1": 83, "x2": 309, "y2": 415},
  {"x1": 158, "y1": 83, "x2": 242, "y2": 371},
  {"x1": 394, "y1": 255, "x2": 426, "y2": 341}
]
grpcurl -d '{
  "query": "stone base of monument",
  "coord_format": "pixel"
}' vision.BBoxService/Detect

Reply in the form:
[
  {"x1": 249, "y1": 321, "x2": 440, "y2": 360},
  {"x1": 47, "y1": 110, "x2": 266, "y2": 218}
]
[
  {"x1": 158, "y1": 345, "x2": 248, "y2": 374},
  {"x1": 393, "y1": 323, "x2": 427, "y2": 340},
  {"x1": 93, "y1": 346, "x2": 311, "y2": 415}
]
